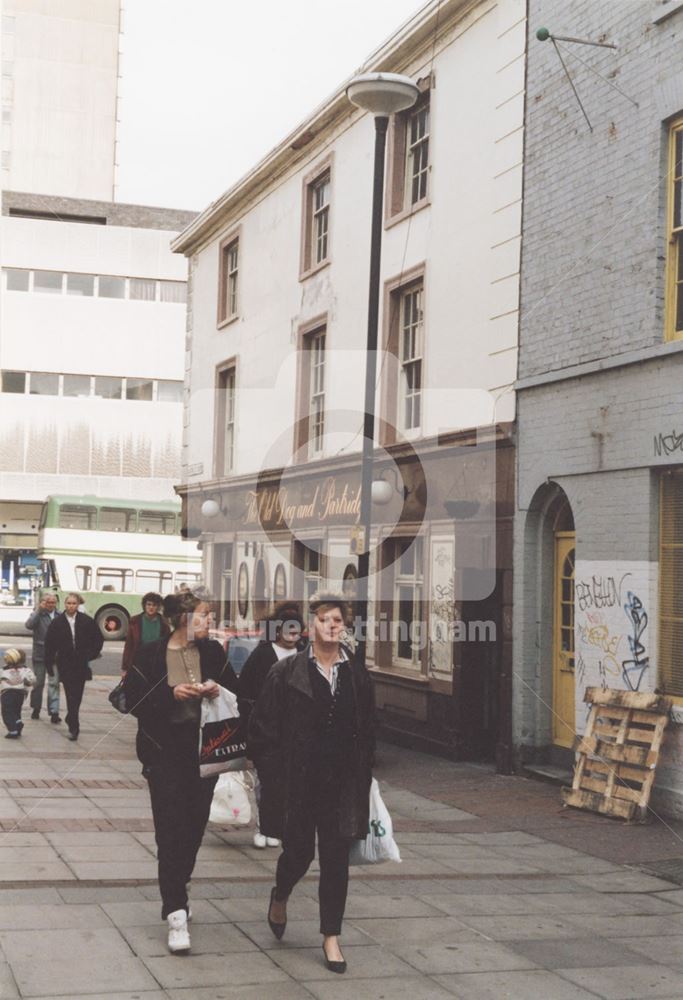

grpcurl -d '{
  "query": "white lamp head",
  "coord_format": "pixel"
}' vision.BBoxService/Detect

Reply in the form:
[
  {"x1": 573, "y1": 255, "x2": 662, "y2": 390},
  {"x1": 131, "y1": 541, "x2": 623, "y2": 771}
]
[
  {"x1": 371, "y1": 478, "x2": 394, "y2": 505},
  {"x1": 201, "y1": 498, "x2": 220, "y2": 518},
  {"x1": 346, "y1": 72, "x2": 420, "y2": 117}
]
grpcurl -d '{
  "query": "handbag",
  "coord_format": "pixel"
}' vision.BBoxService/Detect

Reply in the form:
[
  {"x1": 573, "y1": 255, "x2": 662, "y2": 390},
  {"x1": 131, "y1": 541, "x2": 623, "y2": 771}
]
[
  {"x1": 108, "y1": 678, "x2": 128, "y2": 714},
  {"x1": 349, "y1": 778, "x2": 401, "y2": 865},
  {"x1": 199, "y1": 686, "x2": 248, "y2": 777},
  {"x1": 209, "y1": 771, "x2": 253, "y2": 826}
]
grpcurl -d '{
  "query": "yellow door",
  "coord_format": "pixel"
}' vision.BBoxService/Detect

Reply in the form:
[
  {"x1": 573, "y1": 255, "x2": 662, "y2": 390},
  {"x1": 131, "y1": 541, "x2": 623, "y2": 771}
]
[{"x1": 553, "y1": 532, "x2": 576, "y2": 748}]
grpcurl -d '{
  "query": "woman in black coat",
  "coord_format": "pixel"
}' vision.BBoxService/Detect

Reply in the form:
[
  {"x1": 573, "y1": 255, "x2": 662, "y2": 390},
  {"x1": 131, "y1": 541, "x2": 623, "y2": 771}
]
[
  {"x1": 123, "y1": 589, "x2": 237, "y2": 954},
  {"x1": 248, "y1": 593, "x2": 375, "y2": 974},
  {"x1": 44, "y1": 592, "x2": 103, "y2": 740},
  {"x1": 237, "y1": 602, "x2": 304, "y2": 849}
]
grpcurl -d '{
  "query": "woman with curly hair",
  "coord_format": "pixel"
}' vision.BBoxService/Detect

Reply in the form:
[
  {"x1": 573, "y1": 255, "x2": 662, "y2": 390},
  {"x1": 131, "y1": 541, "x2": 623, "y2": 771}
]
[{"x1": 124, "y1": 589, "x2": 237, "y2": 954}]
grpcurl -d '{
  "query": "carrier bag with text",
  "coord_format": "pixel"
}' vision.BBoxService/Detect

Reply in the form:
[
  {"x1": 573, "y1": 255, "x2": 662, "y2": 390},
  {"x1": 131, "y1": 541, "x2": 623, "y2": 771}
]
[
  {"x1": 199, "y1": 686, "x2": 248, "y2": 778},
  {"x1": 349, "y1": 778, "x2": 401, "y2": 865}
]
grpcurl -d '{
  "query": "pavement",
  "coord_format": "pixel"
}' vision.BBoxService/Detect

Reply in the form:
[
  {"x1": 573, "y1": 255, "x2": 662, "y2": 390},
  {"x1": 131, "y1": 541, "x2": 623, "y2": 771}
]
[{"x1": 2, "y1": 679, "x2": 683, "y2": 999}]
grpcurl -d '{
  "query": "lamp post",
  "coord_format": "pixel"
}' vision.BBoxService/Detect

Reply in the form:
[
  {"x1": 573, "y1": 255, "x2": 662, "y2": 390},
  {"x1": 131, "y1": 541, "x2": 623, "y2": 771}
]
[{"x1": 346, "y1": 72, "x2": 419, "y2": 667}]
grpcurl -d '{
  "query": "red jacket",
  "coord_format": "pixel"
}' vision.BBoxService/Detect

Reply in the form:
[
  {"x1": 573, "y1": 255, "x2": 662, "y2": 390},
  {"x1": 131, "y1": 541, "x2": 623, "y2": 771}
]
[{"x1": 121, "y1": 612, "x2": 170, "y2": 674}]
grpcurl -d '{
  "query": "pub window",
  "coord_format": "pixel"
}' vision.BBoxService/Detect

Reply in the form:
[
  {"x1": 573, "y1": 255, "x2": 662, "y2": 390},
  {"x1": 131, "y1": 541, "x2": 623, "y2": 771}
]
[
  {"x1": 392, "y1": 536, "x2": 424, "y2": 668},
  {"x1": 667, "y1": 116, "x2": 683, "y2": 340},
  {"x1": 659, "y1": 469, "x2": 683, "y2": 696}
]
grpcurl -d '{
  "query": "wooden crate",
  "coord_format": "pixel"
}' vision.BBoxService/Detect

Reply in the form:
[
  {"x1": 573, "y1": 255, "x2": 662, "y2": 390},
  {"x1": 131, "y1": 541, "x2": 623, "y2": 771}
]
[{"x1": 561, "y1": 687, "x2": 672, "y2": 822}]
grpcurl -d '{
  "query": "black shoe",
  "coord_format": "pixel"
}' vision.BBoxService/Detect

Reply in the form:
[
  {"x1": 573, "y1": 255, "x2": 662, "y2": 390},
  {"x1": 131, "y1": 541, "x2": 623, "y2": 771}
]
[
  {"x1": 68, "y1": 731, "x2": 78, "y2": 741},
  {"x1": 51, "y1": 714, "x2": 61, "y2": 724},
  {"x1": 31, "y1": 709, "x2": 40, "y2": 720},
  {"x1": 4, "y1": 732, "x2": 19, "y2": 740},
  {"x1": 267, "y1": 887, "x2": 286, "y2": 940},
  {"x1": 16, "y1": 722, "x2": 23, "y2": 735},
  {"x1": 322, "y1": 941, "x2": 346, "y2": 974}
]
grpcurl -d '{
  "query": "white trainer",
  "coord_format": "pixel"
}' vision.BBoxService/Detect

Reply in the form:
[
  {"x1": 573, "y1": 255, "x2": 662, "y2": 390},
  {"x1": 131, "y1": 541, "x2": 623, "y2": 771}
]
[
  {"x1": 167, "y1": 909, "x2": 190, "y2": 953},
  {"x1": 266, "y1": 838, "x2": 280, "y2": 848},
  {"x1": 253, "y1": 831, "x2": 267, "y2": 849}
]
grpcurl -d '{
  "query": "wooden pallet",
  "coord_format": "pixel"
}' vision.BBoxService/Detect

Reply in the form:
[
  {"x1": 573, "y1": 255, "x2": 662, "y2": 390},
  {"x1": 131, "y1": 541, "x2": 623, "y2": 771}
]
[{"x1": 561, "y1": 687, "x2": 672, "y2": 822}]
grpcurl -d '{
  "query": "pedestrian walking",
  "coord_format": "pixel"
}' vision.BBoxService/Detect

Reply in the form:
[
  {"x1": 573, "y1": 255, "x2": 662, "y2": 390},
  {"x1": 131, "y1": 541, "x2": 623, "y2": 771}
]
[
  {"x1": 121, "y1": 592, "x2": 170, "y2": 675},
  {"x1": 44, "y1": 592, "x2": 103, "y2": 741},
  {"x1": 122, "y1": 589, "x2": 238, "y2": 954},
  {"x1": 1, "y1": 648, "x2": 36, "y2": 739},
  {"x1": 25, "y1": 591, "x2": 61, "y2": 723},
  {"x1": 248, "y1": 592, "x2": 375, "y2": 974},
  {"x1": 237, "y1": 601, "x2": 304, "y2": 849}
]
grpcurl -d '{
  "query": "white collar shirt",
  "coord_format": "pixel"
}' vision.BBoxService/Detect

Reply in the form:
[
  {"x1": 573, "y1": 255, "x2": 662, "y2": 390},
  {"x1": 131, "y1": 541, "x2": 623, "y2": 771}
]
[
  {"x1": 66, "y1": 613, "x2": 77, "y2": 642},
  {"x1": 309, "y1": 646, "x2": 348, "y2": 695}
]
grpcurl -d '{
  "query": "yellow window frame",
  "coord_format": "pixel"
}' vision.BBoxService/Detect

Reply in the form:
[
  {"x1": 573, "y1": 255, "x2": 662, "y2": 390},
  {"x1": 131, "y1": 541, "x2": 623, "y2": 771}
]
[
  {"x1": 665, "y1": 117, "x2": 683, "y2": 342},
  {"x1": 658, "y1": 469, "x2": 683, "y2": 702}
]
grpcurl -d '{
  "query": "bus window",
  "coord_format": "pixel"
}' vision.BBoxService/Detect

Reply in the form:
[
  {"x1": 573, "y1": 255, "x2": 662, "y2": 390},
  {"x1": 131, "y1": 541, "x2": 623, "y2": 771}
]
[
  {"x1": 96, "y1": 568, "x2": 133, "y2": 592},
  {"x1": 136, "y1": 569, "x2": 173, "y2": 594},
  {"x1": 99, "y1": 507, "x2": 136, "y2": 532},
  {"x1": 59, "y1": 505, "x2": 97, "y2": 530},
  {"x1": 139, "y1": 510, "x2": 176, "y2": 535},
  {"x1": 75, "y1": 566, "x2": 92, "y2": 591},
  {"x1": 175, "y1": 572, "x2": 201, "y2": 590}
]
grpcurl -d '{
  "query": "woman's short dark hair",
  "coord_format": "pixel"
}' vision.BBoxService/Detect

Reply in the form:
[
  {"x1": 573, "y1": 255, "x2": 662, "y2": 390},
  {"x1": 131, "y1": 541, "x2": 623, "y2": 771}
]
[
  {"x1": 141, "y1": 592, "x2": 162, "y2": 610},
  {"x1": 308, "y1": 591, "x2": 351, "y2": 624},
  {"x1": 162, "y1": 590, "x2": 203, "y2": 630},
  {"x1": 265, "y1": 601, "x2": 304, "y2": 641}
]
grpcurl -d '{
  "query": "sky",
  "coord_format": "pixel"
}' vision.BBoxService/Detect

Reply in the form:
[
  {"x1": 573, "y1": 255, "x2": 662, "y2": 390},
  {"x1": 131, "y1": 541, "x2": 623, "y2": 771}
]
[{"x1": 115, "y1": 0, "x2": 427, "y2": 212}]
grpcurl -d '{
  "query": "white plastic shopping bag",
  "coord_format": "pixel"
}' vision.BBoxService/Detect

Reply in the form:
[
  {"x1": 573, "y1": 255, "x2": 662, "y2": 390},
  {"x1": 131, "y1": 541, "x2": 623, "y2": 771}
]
[
  {"x1": 199, "y1": 686, "x2": 248, "y2": 777},
  {"x1": 349, "y1": 778, "x2": 401, "y2": 865},
  {"x1": 209, "y1": 771, "x2": 252, "y2": 827}
]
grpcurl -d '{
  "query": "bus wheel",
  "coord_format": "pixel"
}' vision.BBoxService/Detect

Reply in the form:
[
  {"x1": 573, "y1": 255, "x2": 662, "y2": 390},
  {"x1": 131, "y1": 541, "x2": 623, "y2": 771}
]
[{"x1": 96, "y1": 606, "x2": 129, "y2": 641}]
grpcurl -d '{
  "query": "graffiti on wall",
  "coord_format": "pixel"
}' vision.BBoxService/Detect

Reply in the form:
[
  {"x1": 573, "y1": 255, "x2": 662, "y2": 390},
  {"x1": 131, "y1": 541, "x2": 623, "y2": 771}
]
[
  {"x1": 573, "y1": 562, "x2": 656, "y2": 735},
  {"x1": 654, "y1": 429, "x2": 683, "y2": 458}
]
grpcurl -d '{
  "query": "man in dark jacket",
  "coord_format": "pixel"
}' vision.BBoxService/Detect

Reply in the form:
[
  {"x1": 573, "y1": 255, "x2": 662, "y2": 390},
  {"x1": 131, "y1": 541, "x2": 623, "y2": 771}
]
[
  {"x1": 25, "y1": 592, "x2": 61, "y2": 722},
  {"x1": 249, "y1": 592, "x2": 374, "y2": 973},
  {"x1": 44, "y1": 592, "x2": 103, "y2": 740}
]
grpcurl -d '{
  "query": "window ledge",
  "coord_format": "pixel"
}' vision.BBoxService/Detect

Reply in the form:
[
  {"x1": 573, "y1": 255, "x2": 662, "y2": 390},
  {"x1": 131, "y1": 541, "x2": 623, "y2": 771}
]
[
  {"x1": 368, "y1": 665, "x2": 429, "y2": 685},
  {"x1": 653, "y1": 1, "x2": 683, "y2": 24},
  {"x1": 299, "y1": 257, "x2": 331, "y2": 283},
  {"x1": 217, "y1": 313, "x2": 239, "y2": 331},
  {"x1": 385, "y1": 197, "x2": 430, "y2": 231}
]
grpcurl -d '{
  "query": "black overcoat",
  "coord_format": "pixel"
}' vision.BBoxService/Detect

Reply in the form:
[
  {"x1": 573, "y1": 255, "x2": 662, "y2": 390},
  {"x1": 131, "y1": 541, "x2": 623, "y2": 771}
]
[
  {"x1": 123, "y1": 636, "x2": 238, "y2": 767},
  {"x1": 44, "y1": 612, "x2": 103, "y2": 682},
  {"x1": 248, "y1": 649, "x2": 375, "y2": 841},
  {"x1": 236, "y1": 641, "x2": 279, "y2": 732}
]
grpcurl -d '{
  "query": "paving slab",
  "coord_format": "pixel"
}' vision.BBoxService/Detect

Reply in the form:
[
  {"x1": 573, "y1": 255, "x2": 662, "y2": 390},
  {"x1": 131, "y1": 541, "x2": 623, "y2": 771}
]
[
  {"x1": 0, "y1": 962, "x2": 19, "y2": 999},
  {"x1": 265, "y1": 943, "x2": 415, "y2": 980},
  {"x1": 102, "y1": 899, "x2": 225, "y2": 927},
  {"x1": 0, "y1": 927, "x2": 159, "y2": 996},
  {"x1": 349, "y1": 915, "x2": 477, "y2": 945},
  {"x1": 58, "y1": 886, "x2": 148, "y2": 904},
  {"x1": 236, "y1": 918, "x2": 370, "y2": 950},
  {"x1": 0, "y1": 904, "x2": 112, "y2": 931},
  {"x1": 343, "y1": 893, "x2": 444, "y2": 919},
  {"x1": 435, "y1": 969, "x2": 608, "y2": 999},
  {"x1": 556, "y1": 963, "x2": 683, "y2": 999},
  {"x1": 0, "y1": 888, "x2": 62, "y2": 905},
  {"x1": 141, "y1": 951, "x2": 289, "y2": 989},
  {"x1": 570, "y1": 872, "x2": 678, "y2": 894},
  {"x1": 618, "y1": 935, "x2": 683, "y2": 968},
  {"x1": 523, "y1": 892, "x2": 679, "y2": 916},
  {"x1": 119, "y1": 920, "x2": 257, "y2": 957},
  {"x1": 212, "y1": 894, "x2": 322, "y2": 922},
  {"x1": 166, "y1": 984, "x2": 311, "y2": 1000},
  {"x1": 66, "y1": 861, "x2": 159, "y2": 880},
  {"x1": 0, "y1": 861, "x2": 74, "y2": 882},
  {"x1": 397, "y1": 940, "x2": 537, "y2": 975},
  {"x1": 510, "y1": 936, "x2": 654, "y2": 970},
  {"x1": 456, "y1": 913, "x2": 597, "y2": 940},
  {"x1": 564, "y1": 912, "x2": 683, "y2": 938},
  {"x1": 302, "y1": 974, "x2": 456, "y2": 1000}
]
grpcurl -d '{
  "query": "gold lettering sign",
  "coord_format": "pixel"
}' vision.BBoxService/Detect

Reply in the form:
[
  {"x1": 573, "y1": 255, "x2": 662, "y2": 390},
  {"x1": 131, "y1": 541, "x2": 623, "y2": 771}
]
[{"x1": 245, "y1": 476, "x2": 361, "y2": 528}]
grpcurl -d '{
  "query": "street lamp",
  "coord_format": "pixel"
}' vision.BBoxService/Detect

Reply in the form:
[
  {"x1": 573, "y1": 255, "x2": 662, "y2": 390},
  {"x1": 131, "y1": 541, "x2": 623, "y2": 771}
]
[{"x1": 346, "y1": 71, "x2": 419, "y2": 667}]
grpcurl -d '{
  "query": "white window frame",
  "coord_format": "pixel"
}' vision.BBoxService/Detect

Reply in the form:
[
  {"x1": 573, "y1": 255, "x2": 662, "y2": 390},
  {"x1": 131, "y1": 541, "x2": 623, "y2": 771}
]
[{"x1": 398, "y1": 285, "x2": 423, "y2": 433}]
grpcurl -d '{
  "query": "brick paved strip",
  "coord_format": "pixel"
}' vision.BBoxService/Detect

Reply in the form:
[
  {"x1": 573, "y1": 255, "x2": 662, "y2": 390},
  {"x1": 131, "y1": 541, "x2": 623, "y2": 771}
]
[
  {"x1": 0, "y1": 818, "x2": 156, "y2": 832},
  {"x1": 0, "y1": 778, "x2": 145, "y2": 790}
]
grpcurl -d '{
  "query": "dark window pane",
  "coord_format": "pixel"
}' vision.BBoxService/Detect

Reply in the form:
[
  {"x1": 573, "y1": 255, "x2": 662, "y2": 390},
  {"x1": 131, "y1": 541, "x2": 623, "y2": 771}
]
[
  {"x1": 139, "y1": 511, "x2": 176, "y2": 534},
  {"x1": 33, "y1": 270, "x2": 62, "y2": 293},
  {"x1": 30, "y1": 372, "x2": 59, "y2": 395},
  {"x1": 98, "y1": 275, "x2": 125, "y2": 298},
  {"x1": 126, "y1": 378, "x2": 153, "y2": 401},
  {"x1": 67, "y1": 273, "x2": 94, "y2": 296},
  {"x1": 1, "y1": 370, "x2": 26, "y2": 393},
  {"x1": 63, "y1": 374, "x2": 91, "y2": 397},
  {"x1": 58, "y1": 505, "x2": 96, "y2": 529},
  {"x1": 5, "y1": 268, "x2": 28, "y2": 291},
  {"x1": 94, "y1": 375, "x2": 122, "y2": 399},
  {"x1": 99, "y1": 507, "x2": 136, "y2": 532}
]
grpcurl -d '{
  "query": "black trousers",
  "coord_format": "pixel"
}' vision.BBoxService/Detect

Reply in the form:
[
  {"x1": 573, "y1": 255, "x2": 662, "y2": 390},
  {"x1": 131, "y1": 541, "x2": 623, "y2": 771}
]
[
  {"x1": 275, "y1": 774, "x2": 351, "y2": 936},
  {"x1": 62, "y1": 675, "x2": 86, "y2": 736},
  {"x1": 1, "y1": 690, "x2": 24, "y2": 732},
  {"x1": 146, "y1": 762, "x2": 217, "y2": 919}
]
